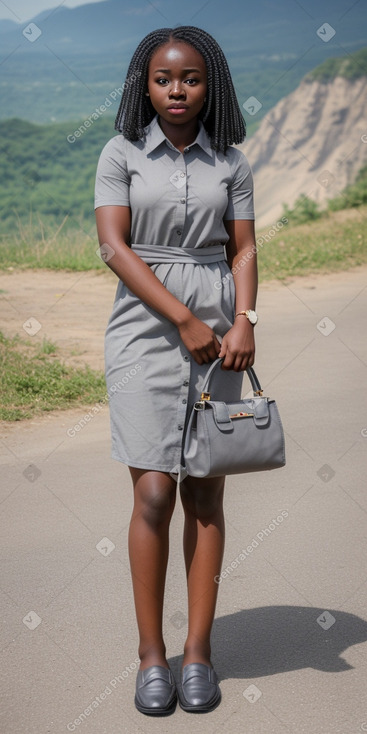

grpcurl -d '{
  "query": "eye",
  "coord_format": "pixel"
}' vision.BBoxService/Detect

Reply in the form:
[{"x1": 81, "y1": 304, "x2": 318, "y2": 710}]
[
  {"x1": 185, "y1": 78, "x2": 199, "y2": 85},
  {"x1": 156, "y1": 77, "x2": 169, "y2": 85}
]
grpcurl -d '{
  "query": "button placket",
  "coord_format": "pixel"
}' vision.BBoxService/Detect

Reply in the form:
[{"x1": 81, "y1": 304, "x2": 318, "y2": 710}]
[
  {"x1": 170, "y1": 151, "x2": 191, "y2": 438},
  {"x1": 176, "y1": 350, "x2": 191, "y2": 436},
  {"x1": 169, "y1": 152, "x2": 187, "y2": 245}
]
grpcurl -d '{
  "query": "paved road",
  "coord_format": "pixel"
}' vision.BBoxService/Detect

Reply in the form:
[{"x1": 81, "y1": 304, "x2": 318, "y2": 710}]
[{"x1": 1, "y1": 267, "x2": 367, "y2": 734}]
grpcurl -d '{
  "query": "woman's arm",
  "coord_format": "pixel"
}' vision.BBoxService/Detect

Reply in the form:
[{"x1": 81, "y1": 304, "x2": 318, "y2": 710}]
[
  {"x1": 219, "y1": 219, "x2": 258, "y2": 371},
  {"x1": 95, "y1": 205, "x2": 222, "y2": 364}
]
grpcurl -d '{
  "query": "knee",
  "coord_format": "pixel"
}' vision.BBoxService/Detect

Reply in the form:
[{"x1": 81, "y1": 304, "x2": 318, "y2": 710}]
[
  {"x1": 180, "y1": 479, "x2": 224, "y2": 520},
  {"x1": 137, "y1": 484, "x2": 175, "y2": 527}
]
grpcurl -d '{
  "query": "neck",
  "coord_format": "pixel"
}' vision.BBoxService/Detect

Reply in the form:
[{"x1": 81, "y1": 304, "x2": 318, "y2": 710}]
[{"x1": 158, "y1": 116, "x2": 199, "y2": 152}]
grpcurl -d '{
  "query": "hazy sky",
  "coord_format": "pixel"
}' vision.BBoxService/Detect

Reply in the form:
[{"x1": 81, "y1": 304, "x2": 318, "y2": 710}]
[{"x1": 0, "y1": 0, "x2": 106, "y2": 22}]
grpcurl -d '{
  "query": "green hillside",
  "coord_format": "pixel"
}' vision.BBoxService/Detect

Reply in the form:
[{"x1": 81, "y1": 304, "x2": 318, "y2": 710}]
[
  {"x1": 0, "y1": 115, "x2": 114, "y2": 234},
  {"x1": 305, "y1": 46, "x2": 367, "y2": 82}
]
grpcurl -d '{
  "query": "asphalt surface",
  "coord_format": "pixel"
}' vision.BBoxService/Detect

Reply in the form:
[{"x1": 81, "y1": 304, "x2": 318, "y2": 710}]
[{"x1": 1, "y1": 266, "x2": 367, "y2": 734}]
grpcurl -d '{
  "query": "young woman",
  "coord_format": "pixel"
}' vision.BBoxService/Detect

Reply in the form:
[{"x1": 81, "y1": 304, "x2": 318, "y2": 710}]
[{"x1": 94, "y1": 25, "x2": 257, "y2": 716}]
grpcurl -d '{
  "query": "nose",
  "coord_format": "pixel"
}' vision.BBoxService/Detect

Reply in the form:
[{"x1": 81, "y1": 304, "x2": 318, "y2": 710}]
[{"x1": 169, "y1": 81, "x2": 186, "y2": 98}]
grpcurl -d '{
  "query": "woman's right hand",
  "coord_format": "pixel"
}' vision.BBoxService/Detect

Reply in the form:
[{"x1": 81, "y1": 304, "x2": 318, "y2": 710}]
[{"x1": 177, "y1": 312, "x2": 222, "y2": 365}]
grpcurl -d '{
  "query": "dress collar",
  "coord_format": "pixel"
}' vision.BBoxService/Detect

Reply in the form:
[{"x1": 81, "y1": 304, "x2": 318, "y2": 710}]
[{"x1": 143, "y1": 113, "x2": 212, "y2": 157}]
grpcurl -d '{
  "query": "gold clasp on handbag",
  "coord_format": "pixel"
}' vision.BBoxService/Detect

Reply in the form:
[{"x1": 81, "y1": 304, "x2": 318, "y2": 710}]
[
  {"x1": 194, "y1": 392, "x2": 211, "y2": 411},
  {"x1": 194, "y1": 401, "x2": 205, "y2": 410},
  {"x1": 229, "y1": 411, "x2": 254, "y2": 419}
]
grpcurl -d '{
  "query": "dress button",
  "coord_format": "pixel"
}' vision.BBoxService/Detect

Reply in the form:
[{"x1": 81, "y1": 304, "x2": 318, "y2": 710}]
[
  {"x1": 178, "y1": 424, "x2": 183, "y2": 430},
  {"x1": 176, "y1": 230, "x2": 182, "y2": 235},
  {"x1": 182, "y1": 398, "x2": 187, "y2": 404},
  {"x1": 183, "y1": 379, "x2": 189, "y2": 386},
  {"x1": 180, "y1": 198, "x2": 186, "y2": 204},
  {"x1": 180, "y1": 172, "x2": 185, "y2": 177},
  {"x1": 184, "y1": 355, "x2": 189, "y2": 361},
  {"x1": 184, "y1": 147, "x2": 190, "y2": 153}
]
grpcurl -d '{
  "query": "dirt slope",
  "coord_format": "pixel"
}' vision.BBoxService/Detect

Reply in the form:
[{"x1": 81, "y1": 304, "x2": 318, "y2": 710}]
[{"x1": 242, "y1": 76, "x2": 367, "y2": 228}]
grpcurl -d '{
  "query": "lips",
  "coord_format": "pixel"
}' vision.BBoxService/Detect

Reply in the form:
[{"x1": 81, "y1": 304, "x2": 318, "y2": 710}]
[{"x1": 167, "y1": 105, "x2": 188, "y2": 110}]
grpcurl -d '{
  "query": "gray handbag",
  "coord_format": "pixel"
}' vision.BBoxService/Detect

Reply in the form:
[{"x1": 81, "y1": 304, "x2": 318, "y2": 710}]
[{"x1": 183, "y1": 358, "x2": 286, "y2": 478}]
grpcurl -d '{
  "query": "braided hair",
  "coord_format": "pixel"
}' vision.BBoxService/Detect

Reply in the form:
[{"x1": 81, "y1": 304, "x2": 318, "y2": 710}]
[{"x1": 114, "y1": 26, "x2": 246, "y2": 154}]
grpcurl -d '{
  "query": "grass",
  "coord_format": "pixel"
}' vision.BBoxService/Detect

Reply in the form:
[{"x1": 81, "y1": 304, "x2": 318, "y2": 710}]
[
  {"x1": 256, "y1": 206, "x2": 367, "y2": 281},
  {"x1": 0, "y1": 205, "x2": 366, "y2": 279},
  {"x1": 0, "y1": 212, "x2": 105, "y2": 271},
  {"x1": 38, "y1": 337, "x2": 58, "y2": 355},
  {"x1": 0, "y1": 331, "x2": 107, "y2": 421}
]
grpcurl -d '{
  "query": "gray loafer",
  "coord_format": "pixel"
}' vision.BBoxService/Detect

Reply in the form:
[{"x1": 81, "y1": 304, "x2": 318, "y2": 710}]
[
  {"x1": 134, "y1": 665, "x2": 177, "y2": 715},
  {"x1": 178, "y1": 663, "x2": 221, "y2": 713}
]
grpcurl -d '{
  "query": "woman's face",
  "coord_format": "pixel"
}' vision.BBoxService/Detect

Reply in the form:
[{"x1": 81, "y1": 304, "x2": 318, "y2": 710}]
[{"x1": 147, "y1": 41, "x2": 207, "y2": 126}]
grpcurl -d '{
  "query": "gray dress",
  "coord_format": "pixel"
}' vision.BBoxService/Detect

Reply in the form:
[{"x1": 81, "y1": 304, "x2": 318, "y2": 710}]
[{"x1": 94, "y1": 114, "x2": 255, "y2": 481}]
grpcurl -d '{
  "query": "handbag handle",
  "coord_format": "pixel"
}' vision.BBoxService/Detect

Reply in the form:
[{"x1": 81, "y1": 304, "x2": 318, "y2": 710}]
[{"x1": 200, "y1": 357, "x2": 263, "y2": 398}]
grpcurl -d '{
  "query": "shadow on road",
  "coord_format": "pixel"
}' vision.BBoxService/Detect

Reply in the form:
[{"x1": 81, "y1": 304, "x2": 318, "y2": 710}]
[{"x1": 168, "y1": 605, "x2": 367, "y2": 680}]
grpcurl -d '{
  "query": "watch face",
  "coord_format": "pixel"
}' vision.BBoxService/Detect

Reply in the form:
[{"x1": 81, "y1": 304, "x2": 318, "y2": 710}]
[{"x1": 247, "y1": 310, "x2": 258, "y2": 324}]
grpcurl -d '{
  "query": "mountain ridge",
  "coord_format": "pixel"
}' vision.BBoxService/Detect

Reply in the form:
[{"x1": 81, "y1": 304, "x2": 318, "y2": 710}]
[{"x1": 1, "y1": 0, "x2": 366, "y2": 124}]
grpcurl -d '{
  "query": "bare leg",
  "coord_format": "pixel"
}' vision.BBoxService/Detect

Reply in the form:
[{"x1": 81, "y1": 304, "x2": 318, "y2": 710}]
[
  {"x1": 179, "y1": 474, "x2": 225, "y2": 668},
  {"x1": 128, "y1": 467, "x2": 177, "y2": 670}
]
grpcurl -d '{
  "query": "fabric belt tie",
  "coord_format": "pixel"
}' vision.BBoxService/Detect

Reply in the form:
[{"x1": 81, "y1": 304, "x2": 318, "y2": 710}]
[{"x1": 131, "y1": 243, "x2": 226, "y2": 264}]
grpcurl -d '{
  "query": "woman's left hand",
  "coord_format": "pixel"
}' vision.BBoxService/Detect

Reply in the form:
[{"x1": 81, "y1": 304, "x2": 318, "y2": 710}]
[{"x1": 218, "y1": 318, "x2": 255, "y2": 371}]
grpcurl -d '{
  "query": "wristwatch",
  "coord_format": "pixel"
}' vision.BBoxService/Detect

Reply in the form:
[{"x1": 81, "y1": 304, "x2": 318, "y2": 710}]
[{"x1": 235, "y1": 309, "x2": 258, "y2": 325}]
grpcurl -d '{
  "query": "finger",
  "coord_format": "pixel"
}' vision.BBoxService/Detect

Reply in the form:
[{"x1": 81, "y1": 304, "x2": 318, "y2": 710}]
[
  {"x1": 199, "y1": 349, "x2": 214, "y2": 364},
  {"x1": 213, "y1": 336, "x2": 222, "y2": 352},
  {"x1": 233, "y1": 354, "x2": 244, "y2": 372},
  {"x1": 244, "y1": 351, "x2": 255, "y2": 369},
  {"x1": 221, "y1": 351, "x2": 234, "y2": 370},
  {"x1": 206, "y1": 345, "x2": 220, "y2": 362},
  {"x1": 207, "y1": 348, "x2": 220, "y2": 363},
  {"x1": 191, "y1": 349, "x2": 204, "y2": 365},
  {"x1": 242, "y1": 351, "x2": 255, "y2": 371},
  {"x1": 207, "y1": 340, "x2": 221, "y2": 361},
  {"x1": 218, "y1": 339, "x2": 226, "y2": 358}
]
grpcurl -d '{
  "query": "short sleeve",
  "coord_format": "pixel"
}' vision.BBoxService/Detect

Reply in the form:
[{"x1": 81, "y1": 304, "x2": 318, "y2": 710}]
[
  {"x1": 224, "y1": 149, "x2": 255, "y2": 221},
  {"x1": 94, "y1": 135, "x2": 130, "y2": 209}
]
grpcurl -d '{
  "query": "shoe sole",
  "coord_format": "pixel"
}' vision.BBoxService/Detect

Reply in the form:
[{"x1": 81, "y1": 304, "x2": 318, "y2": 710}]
[
  {"x1": 134, "y1": 694, "x2": 177, "y2": 716},
  {"x1": 178, "y1": 688, "x2": 221, "y2": 713}
]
